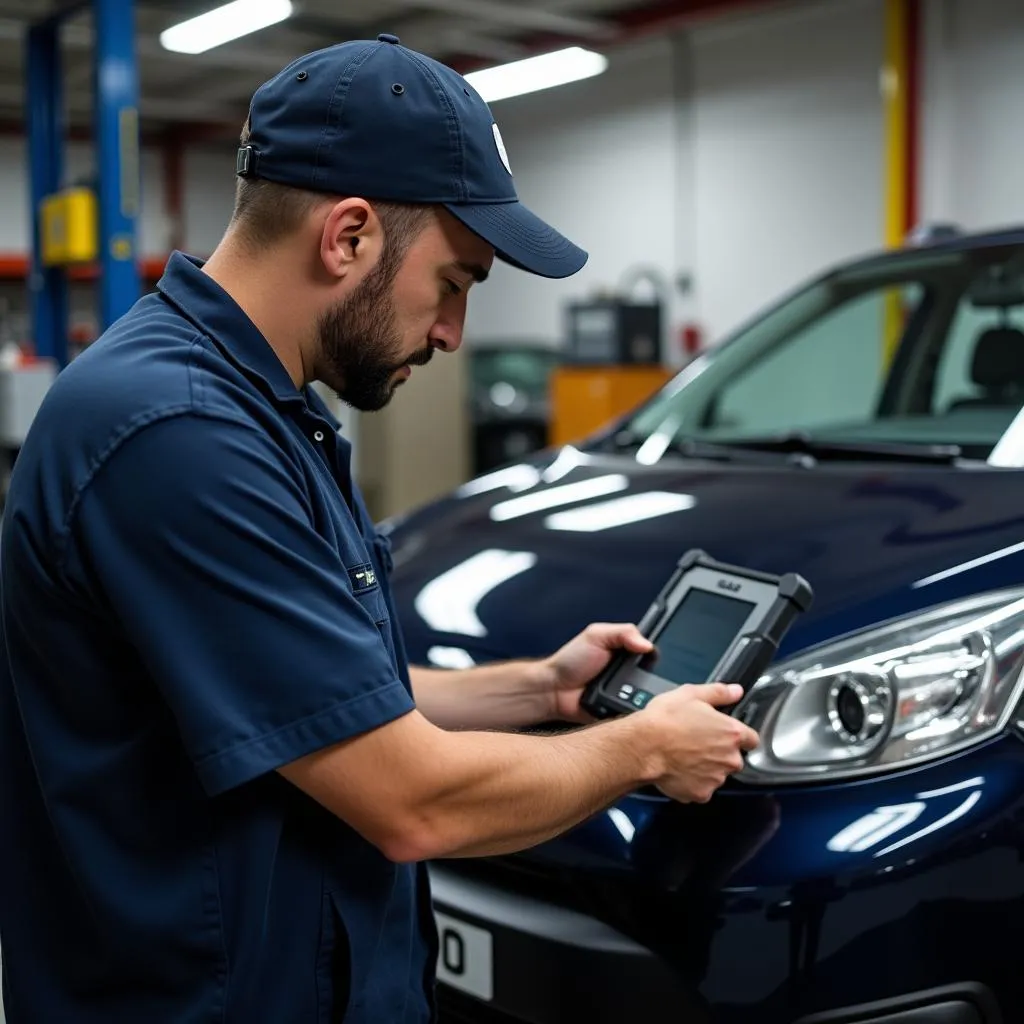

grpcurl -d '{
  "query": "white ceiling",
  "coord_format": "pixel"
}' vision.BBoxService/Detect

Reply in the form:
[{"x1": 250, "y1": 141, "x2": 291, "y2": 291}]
[{"x1": 0, "y1": 0, "x2": 710, "y2": 139}]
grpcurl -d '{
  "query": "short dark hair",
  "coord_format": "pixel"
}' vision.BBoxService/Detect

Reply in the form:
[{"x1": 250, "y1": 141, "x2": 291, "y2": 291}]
[{"x1": 231, "y1": 118, "x2": 432, "y2": 256}]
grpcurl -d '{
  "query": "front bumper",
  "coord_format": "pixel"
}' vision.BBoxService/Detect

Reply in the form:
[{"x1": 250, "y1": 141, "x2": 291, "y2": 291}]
[
  {"x1": 428, "y1": 735, "x2": 1024, "y2": 1024},
  {"x1": 429, "y1": 865, "x2": 703, "y2": 1023},
  {"x1": 430, "y1": 864, "x2": 1004, "y2": 1024}
]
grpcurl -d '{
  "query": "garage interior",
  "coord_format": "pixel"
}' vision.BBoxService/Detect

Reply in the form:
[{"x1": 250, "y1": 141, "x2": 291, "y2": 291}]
[
  {"x1": 1, "y1": 0, "x2": 993, "y2": 520},
  {"x1": 2, "y1": 0, "x2": 1024, "y2": 1022}
]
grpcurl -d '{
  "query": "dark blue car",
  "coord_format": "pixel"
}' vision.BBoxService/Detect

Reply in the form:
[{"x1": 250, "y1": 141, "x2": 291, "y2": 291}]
[{"x1": 384, "y1": 226, "x2": 1024, "y2": 1024}]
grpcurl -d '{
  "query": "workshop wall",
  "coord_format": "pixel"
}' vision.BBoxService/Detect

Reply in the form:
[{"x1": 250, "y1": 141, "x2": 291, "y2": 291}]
[
  {"x1": 460, "y1": 33, "x2": 679, "y2": 352},
  {"x1": 183, "y1": 147, "x2": 237, "y2": 257},
  {"x1": 0, "y1": 134, "x2": 253, "y2": 262},
  {"x1": 921, "y1": 0, "x2": 1024, "y2": 229},
  {"x1": 1, "y1": 0, "x2": 1024, "y2": 360},
  {"x1": 690, "y1": 0, "x2": 885, "y2": 343},
  {"x1": 0, "y1": 138, "x2": 168, "y2": 341},
  {"x1": 460, "y1": 0, "x2": 887, "y2": 360},
  {"x1": 0, "y1": 136, "x2": 168, "y2": 257}
]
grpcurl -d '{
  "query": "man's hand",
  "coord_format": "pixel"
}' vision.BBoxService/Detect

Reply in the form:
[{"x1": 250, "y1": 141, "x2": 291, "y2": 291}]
[
  {"x1": 643, "y1": 683, "x2": 760, "y2": 803},
  {"x1": 408, "y1": 624, "x2": 651, "y2": 732},
  {"x1": 541, "y1": 622, "x2": 655, "y2": 724}
]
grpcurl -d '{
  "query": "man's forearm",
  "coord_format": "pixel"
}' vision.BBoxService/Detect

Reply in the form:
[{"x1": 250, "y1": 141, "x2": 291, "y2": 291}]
[
  {"x1": 410, "y1": 715, "x2": 655, "y2": 859},
  {"x1": 409, "y1": 661, "x2": 557, "y2": 731},
  {"x1": 283, "y1": 706, "x2": 659, "y2": 863},
  {"x1": 281, "y1": 683, "x2": 755, "y2": 864}
]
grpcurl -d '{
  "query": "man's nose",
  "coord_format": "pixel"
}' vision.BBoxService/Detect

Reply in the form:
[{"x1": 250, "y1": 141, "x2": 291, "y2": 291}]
[{"x1": 429, "y1": 320, "x2": 463, "y2": 354}]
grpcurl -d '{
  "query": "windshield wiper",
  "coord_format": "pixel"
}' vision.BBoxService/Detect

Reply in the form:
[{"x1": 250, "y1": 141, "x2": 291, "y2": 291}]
[
  {"x1": 602, "y1": 429, "x2": 963, "y2": 465},
  {"x1": 716, "y1": 432, "x2": 963, "y2": 465},
  {"x1": 601, "y1": 430, "x2": 741, "y2": 462}
]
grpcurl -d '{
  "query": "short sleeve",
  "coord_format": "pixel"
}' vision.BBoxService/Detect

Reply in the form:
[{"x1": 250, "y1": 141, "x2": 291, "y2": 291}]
[{"x1": 68, "y1": 413, "x2": 415, "y2": 795}]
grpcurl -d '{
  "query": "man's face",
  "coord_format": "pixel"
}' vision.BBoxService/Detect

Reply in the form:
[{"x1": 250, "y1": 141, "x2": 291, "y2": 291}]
[{"x1": 317, "y1": 208, "x2": 493, "y2": 412}]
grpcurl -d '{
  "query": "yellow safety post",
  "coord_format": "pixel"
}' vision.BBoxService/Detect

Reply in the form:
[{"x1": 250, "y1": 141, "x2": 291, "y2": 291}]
[{"x1": 881, "y1": 0, "x2": 918, "y2": 367}]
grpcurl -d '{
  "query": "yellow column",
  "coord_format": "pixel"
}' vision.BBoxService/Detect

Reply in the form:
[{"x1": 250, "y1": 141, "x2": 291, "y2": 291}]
[
  {"x1": 882, "y1": 0, "x2": 912, "y2": 365},
  {"x1": 883, "y1": 0, "x2": 910, "y2": 250}
]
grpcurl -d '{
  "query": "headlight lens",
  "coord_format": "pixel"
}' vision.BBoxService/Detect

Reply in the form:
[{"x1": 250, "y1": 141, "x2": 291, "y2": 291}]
[{"x1": 737, "y1": 589, "x2": 1024, "y2": 783}]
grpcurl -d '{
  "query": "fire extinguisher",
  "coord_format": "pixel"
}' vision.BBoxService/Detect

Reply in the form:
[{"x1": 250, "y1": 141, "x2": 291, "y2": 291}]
[{"x1": 679, "y1": 322, "x2": 703, "y2": 360}]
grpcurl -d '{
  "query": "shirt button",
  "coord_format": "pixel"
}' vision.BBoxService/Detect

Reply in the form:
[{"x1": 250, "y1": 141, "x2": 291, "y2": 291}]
[{"x1": 313, "y1": 430, "x2": 325, "y2": 443}]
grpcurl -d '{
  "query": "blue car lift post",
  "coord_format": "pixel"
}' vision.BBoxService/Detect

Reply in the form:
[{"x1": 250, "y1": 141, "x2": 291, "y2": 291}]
[{"x1": 25, "y1": 0, "x2": 141, "y2": 369}]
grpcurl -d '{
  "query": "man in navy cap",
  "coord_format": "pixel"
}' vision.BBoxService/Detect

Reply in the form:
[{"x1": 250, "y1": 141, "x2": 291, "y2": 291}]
[{"x1": 0, "y1": 36, "x2": 757, "y2": 1023}]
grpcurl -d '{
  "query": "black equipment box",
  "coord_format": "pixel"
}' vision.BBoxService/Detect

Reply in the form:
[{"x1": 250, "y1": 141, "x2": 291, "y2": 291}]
[
  {"x1": 564, "y1": 299, "x2": 662, "y2": 365},
  {"x1": 580, "y1": 549, "x2": 813, "y2": 720}
]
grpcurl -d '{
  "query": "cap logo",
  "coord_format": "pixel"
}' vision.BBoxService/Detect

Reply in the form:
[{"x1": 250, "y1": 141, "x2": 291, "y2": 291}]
[{"x1": 492, "y1": 123, "x2": 512, "y2": 176}]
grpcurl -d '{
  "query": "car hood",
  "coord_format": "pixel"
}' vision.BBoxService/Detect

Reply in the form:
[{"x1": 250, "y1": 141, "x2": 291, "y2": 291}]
[
  {"x1": 387, "y1": 447, "x2": 1024, "y2": 901},
  {"x1": 387, "y1": 446, "x2": 1024, "y2": 664}
]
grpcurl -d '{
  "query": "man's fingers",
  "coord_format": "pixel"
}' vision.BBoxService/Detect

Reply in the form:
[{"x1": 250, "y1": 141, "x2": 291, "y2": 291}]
[
  {"x1": 737, "y1": 723, "x2": 760, "y2": 751},
  {"x1": 690, "y1": 682, "x2": 744, "y2": 707},
  {"x1": 586, "y1": 622, "x2": 653, "y2": 653}
]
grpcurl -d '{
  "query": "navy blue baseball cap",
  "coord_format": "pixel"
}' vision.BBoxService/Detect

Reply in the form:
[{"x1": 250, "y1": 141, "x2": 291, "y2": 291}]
[{"x1": 237, "y1": 33, "x2": 588, "y2": 279}]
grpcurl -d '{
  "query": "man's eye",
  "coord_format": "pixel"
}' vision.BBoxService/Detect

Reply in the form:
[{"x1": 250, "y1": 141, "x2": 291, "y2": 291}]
[{"x1": 444, "y1": 280, "x2": 463, "y2": 297}]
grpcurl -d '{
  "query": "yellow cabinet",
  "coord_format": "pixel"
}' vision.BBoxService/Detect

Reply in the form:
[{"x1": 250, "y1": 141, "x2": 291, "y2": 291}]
[
  {"x1": 40, "y1": 187, "x2": 98, "y2": 266},
  {"x1": 550, "y1": 365, "x2": 673, "y2": 447}
]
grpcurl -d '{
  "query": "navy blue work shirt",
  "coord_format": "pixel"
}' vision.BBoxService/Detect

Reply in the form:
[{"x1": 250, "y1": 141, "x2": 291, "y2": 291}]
[{"x1": 0, "y1": 252, "x2": 437, "y2": 1022}]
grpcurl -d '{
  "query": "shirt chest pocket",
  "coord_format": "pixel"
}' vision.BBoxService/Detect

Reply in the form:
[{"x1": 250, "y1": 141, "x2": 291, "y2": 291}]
[{"x1": 345, "y1": 561, "x2": 397, "y2": 666}]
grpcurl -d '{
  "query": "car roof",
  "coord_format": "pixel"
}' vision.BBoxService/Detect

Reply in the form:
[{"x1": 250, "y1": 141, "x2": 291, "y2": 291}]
[
  {"x1": 916, "y1": 224, "x2": 1024, "y2": 248},
  {"x1": 794, "y1": 226, "x2": 1024, "y2": 294},
  {"x1": 696, "y1": 224, "x2": 1024, "y2": 362},
  {"x1": 843, "y1": 224, "x2": 1024, "y2": 274}
]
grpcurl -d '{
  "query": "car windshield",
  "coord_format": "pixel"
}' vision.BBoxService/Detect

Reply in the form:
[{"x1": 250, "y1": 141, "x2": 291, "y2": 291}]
[{"x1": 611, "y1": 240, "x2": 1024, "y2": 464}]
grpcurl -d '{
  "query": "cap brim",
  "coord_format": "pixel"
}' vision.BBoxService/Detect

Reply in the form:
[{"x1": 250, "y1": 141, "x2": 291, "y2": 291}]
[{"x1": 444, "y1": 201, "x2": 588, "y2": 280}]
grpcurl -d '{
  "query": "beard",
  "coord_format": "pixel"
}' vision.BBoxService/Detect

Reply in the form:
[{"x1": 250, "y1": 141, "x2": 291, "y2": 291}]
[{"x1": 316, "y1": 254, "x2": 433, "y2": 412}]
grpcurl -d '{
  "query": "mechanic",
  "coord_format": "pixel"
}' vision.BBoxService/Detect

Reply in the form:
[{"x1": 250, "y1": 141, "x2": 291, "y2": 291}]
[{"x1": 0, "y1": 35, "x2": 759, "y2": 1024}]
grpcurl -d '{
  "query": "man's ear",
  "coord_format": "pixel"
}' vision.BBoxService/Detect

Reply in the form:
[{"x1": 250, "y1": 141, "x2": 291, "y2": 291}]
[{"x1": 320, "y1": 198, "x2": 383, "y2": 280}]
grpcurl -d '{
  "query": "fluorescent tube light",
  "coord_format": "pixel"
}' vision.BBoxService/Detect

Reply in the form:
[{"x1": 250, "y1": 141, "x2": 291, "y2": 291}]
[
  {"x1": 465, "y1": 46, "x2": 608, "y2": 103},
  {"x1": 160, "y1": 0, "x2": 292, "y2": 55}
]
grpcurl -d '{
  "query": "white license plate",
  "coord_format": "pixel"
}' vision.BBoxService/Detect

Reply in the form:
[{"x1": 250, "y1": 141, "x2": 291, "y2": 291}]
[{"x1": 434, "y1": 910, "x2": 494, "y2": 1002}]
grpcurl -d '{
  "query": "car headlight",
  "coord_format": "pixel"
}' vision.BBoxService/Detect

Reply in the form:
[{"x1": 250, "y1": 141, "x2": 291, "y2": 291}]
[{"x1": 737, "y1": 588, "x2": 1024, "y2": 784}]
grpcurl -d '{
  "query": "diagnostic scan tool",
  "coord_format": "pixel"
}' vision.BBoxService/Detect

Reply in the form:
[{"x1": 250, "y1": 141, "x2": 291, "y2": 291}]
[{"x1": 580, "y1": 550, "x2": 813, "y2": 720}]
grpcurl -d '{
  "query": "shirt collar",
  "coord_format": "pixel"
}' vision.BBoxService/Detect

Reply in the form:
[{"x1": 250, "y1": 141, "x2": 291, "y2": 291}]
[
  {"x1": 157, "y1": 251, "x2": 333, "y2": 420},
  {"x1": 306, "y1": 385, "x2": 342, "y2": 431}
]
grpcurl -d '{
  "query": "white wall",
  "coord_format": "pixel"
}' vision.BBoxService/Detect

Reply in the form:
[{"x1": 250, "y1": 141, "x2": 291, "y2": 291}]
[
  {"x1": 460, "y1": 0, "x2": 886, "y2": 359},
  {"x1": 461, "y1": 33, "x2": 680, "y2": 350},
  {"x1": 921, "y1": 0, "x2": 1024, "y2": 231},
  {"x1": 182, "y1": 145, "x2": 238, "y2": 257},
  {"x1": 690, "y1": 0, "x2": 885, "y2": 341},
  {"x1": 0, "y1": 139, "x2": 34, "y2": 255}
]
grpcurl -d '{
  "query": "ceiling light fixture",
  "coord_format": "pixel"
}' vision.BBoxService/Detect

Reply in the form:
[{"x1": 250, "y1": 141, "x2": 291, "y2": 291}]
[
  {"x1": 465, "y1": 46, "x2": 608, "y2": 103},
  {"x1": 160, "y1": 0, "x2": 293, "y2": 55}
]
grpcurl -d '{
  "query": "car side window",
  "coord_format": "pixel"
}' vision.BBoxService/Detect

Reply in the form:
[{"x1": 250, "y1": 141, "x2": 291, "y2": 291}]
[
  {"x1": 705, "y1": 285, "x2": 922, "y2": 436},
  {"x1": 933, "y1": 302, "x2": 1024, "y2": 413}
]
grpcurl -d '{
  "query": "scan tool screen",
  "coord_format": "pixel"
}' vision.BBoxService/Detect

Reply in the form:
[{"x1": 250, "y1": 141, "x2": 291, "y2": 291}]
[
  {"x1": 580, "y1": 550, "x2": 814, "y2": 720},
  {"x1": 640, "y1": 588, "x2": 757, "y2": 684}
]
